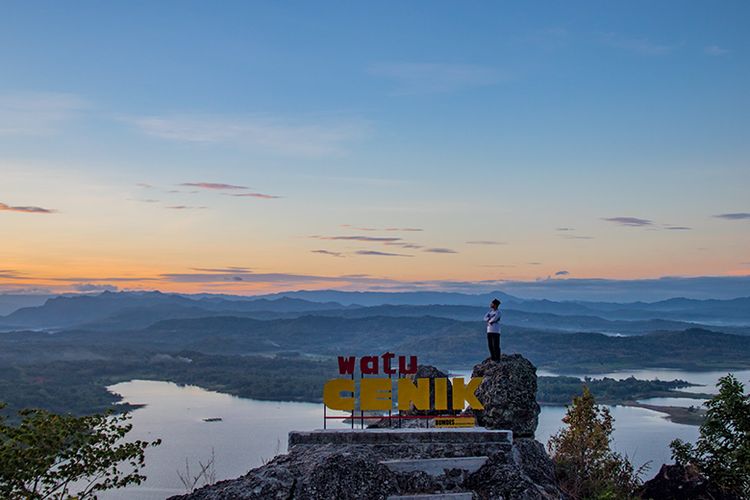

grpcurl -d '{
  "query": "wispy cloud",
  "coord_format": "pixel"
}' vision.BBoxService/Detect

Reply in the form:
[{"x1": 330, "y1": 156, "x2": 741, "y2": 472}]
[
  {"x1": 466, "y1": 240, "x2": 506, "y2": 245},
  {"x1": 714, "y1": 212, "x2": 750, "y2": 220},
  {"x1": 165, "y1": 205, "x2": 207, "y2": 210},
  {"x1": 555, "y1": 270, "x2": 570, "y2": 276},
  {"x1": 73, "y1": 283, "x2": 118, "y2": 292},
  {"x1": 602, "y1": 33, "x2": 678, "y2": 55},
  {"x1": 0, "y1": 202, "x2": 57, "y2": 214},
  {"x1": 368, "y1": 62, "x2": 507, "y2": 95},
  {"x1": 556, "y1": 227, "x2": 575, "y2": 231},
  {"x1": 385, "y1": 242, "x2": 423, "y2": 249},
  {"x1": 704, "y1": 45, "x2": 729, "y2": 56},
  {"x1": 312, "y1": 250, "x2": 344, "y2": 258},
  {"x1": 129, "y1": 114, "x2": 367, "y2": 156},
  {"x1": 224, "y1": 192, "x2": 281, "y2": 200},
  {"x1": 602, "y1": 216, "x2": 653, "y2": 227},
  {"x1": 355, "y1": 250, "x2": 412, "y2": 257},
  {"x1": 190, "y1": 267, "x2": 252, "y2": 273},
  {"x1": 423, "y1": 247, "x2": 458, "y2": 254},
  {"x1": 561, "y1": 235, "x2": 594, "y2": 240},
  {"x1": 181, "y1": 182, "x2": 249, "y2": 190},
  {"x1": 136, "y1": 183, "x2": 154, "y2": 189},
  {"x1": 0, "y1": 91, "x2": 87, "y2": 135},
  {"x1": 340, "y1": 224, "x2": 422, "y2": 232},
  {"x1": 664, "y1": 226, "x2": 692, "y2": 231},
  {"x1": 312, "y1": 235, "x2": 402, "y2": 243}
]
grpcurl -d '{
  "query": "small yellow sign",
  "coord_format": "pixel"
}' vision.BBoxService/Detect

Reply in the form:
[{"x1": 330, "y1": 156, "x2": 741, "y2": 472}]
[{"x1": 434, "y1": 416, "x2": 475, "y2": 428}]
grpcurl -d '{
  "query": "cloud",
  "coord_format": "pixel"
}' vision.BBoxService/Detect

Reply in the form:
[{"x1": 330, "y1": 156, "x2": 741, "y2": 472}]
[
  {"x1": 72, "y1": 283, "x2": 119, "y2": 292},
  {"x1": 129, "y1": 114, "x2": 367, "y2": 156},
  {"x1": 0, "y1": 202, "x2": 57, "y2": 214},
  {"x1": 466, "y1": 240, "x2": 506, "y2": 245},
  {"x1": 368, "y1": 62, "x2": 507, "y2": 95},
  {"x1": 190, "y1": 267, "x2": 252, "y2": 273},
  {"x1": 181, "y1": 182, "x2": 249, "y2": 190},
  {"x1": 704, "y1": 45, "x2": 729, "y2": 56},
  {"x1": 312, "y1": 250, "x2": 344, "y2": 258},
  {"x1": 0, "y1": 270, "x2": 23, "y2": 280},
  {"x1": 664, "y1": 226, "x2": 692, "y2": 231},
  {"x1": 165, "y1": 205, "x2": 207, "y2": 210},
  {"x1": 136, "y1": 183, "x2": 154, "y2": 188},
  {"x1": 355, "y1": 250, "x2": 412, "y2": 257},
  {"x1": 561, "y1": 235, "x2": 594, "y2": 240},
  {"x1": 159, "y1": 270, "x2": 404, "y2": 287},
  {"x1": 555, "y1": 270, "x2": 570, "y2": 276},
  {"x1": 714, "y1": 213, "x2": 750, "y2": 220},
  {"x1": 224, "y1": 192, "x2": 281, "y2": 199},
  {"x1": 385, "y1": 242, "x2": 423, "y2": 249},
  {"x1": 0, "y1": 91, "x2": 87, "y2": 135},
  {"x1": 423, "y1": 247, "x2": 458, "y2": 254},
  {"x1": 555, "y1": 227, "x2": 575, "y2": 231},
  {"x1": 312, "y1": 235, "x2": 402, "y2": 243},
  {"x1": 602, "y1": 216, "x2": 653, "y2": 227},
  {"x1": 341, "y1": 224, "x2": 423, "y2": 232},
  {"x1": 602, "y1": 33, "x2": 677, "y2": 55}
]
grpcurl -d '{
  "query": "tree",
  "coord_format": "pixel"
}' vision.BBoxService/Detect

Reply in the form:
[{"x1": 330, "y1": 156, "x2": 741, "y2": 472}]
[
  {"x1": 0, "y1": 403, "x2": 161, "y2": 499},
  {"x1": 670, "y1": 374, "x2": 750, "y2": 498},
  {"x1": 548, "y1": 386, "x2": 644, "y2": 499}
]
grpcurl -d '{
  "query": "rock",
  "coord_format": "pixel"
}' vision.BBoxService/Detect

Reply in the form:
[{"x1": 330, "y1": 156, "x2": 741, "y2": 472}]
[
  {"x1": 466, "y1": 439, "x2": 561, "y2": 499},
  {"x1": 471, "y1": 355, "x2": 540, "y2": 437},
  {"x1": 171, "y1": 435, "x2": 563, "y2": 499},
  {"x1": 640, "y1": 463, "x2": 734, "y2": 500}
]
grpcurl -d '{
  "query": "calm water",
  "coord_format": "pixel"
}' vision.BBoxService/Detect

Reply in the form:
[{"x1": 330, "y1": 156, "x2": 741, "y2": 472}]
[{"x1": 101, "y1": 368, "x2": 750, "y2": 499}]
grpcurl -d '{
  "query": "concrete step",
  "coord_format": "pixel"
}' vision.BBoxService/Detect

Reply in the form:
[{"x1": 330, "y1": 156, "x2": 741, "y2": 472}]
[
  {"x1": 380, "y1": 456, "x2": 488, "y2": 476},
  {"x1": 289, "y1": 428, "x2": 512, "y2": 447},
  {"x1": 387, "y1": 493, "x2": 473, "y2": 500}
]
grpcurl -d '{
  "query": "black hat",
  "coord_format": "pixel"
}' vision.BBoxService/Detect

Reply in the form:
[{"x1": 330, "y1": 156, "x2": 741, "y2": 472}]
[{"x1": 491, "y1": 298, "x2": 501, "y2": 306}]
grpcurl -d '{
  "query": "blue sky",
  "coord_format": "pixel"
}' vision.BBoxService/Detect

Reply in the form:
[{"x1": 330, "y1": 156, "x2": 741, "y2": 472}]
[{"x1": 1, "y1": 1, "x2": 749, "y2": 297}]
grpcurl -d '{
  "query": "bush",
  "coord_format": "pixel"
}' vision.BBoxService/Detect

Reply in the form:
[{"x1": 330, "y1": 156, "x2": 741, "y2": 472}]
[
  {"x1": 670, "y1": 374, "x2": 750, "y2": 498},
  {"x1": 548, "y1": 387, "x2": 644, "y2": 499},
  {"x1": 0, "y1": 403, "x2": 160, "y2": 499}
]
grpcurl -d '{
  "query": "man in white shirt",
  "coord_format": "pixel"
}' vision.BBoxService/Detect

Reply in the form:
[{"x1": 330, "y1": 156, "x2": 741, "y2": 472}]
[{"x1": 484, "y1": 298, "x2": 502, "y2": 361}]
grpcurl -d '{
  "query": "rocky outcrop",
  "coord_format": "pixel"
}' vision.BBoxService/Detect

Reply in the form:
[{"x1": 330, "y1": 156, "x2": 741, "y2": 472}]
[
  {"x1": 640, "y1": 463, "x2": 734, "y2": 500},
  {"x1": 172, "y1": 354, "x2": 560, "y2": 499},
  {"x1": 171, "y1": 436, "x2": 562, "y2": 500},
  {"x1": 471, "y1": 355, "x2": 540, "y2": 437}
]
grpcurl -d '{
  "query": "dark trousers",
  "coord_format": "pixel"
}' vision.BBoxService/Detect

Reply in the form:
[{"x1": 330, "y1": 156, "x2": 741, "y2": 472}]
[{"x1": 487, "y1": 332, "x2": 501, "y2": 361}]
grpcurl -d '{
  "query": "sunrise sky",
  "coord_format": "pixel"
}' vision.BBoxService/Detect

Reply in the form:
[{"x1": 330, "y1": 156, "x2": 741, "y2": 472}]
[{"x1": 1, "y1": 1, "x2": 749, "y2": 296}]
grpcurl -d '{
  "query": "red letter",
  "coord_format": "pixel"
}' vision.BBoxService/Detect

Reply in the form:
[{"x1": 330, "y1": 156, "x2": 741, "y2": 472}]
[
  {"x1": 361, "y1": 356, "x2": 379, "y2": 375},
  {"x1": 399, "y1": 355, "x2": 418, "y2": 375},
  {"x1": 337, "y1": 356, "x2": 355, "y2": 375},
  {"x1": 382, "y1": 352, "x2": 396, "y2": 375}
]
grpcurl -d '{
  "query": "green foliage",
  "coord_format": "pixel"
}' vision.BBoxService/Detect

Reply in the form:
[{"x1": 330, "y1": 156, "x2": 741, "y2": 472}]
[
  {"x1": 548, "y1": 387, "x2": 644, "y2": 499},
  {"x1": 670, "y1": 374, "x2": 750, "y2": 498},
  {"x1": 0, "y1": 403, "x2": 160, "y2": 499}
]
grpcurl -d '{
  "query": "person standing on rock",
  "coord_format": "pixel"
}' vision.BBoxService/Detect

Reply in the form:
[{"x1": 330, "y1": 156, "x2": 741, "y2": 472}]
[{"x1": 484, "y1": 298, "x2": 502, "y2": 361}]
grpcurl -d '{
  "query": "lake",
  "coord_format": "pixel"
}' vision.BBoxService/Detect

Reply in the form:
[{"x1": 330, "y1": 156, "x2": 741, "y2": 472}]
[{"x1": 100, "y1": 368, "x2": 750, "y2": 499}]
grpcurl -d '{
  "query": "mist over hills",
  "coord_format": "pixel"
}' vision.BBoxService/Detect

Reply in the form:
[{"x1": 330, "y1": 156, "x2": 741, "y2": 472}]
[{"x1": 1, "y1": 290, "x2": 749, "y2": 334}]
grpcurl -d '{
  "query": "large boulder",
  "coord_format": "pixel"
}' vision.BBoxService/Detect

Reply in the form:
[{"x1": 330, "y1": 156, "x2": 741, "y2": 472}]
[
  {"x1": 640, "y1": 463, "x2": 735, "y2": 500},
  {"x1": 471, "y1": 354, "x2": 540, "y2": 437},
  {"x1": 407, "y1": 364, "x2": 456, "y2": 416}
]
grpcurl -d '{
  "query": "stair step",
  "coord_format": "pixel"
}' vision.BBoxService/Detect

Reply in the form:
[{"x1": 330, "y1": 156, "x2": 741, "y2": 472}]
[
  {"x1": 380, "y1": 456, "x2": 488, "y2": 476},
  {"x1": 387, "y1": 493, "x2": 473, "y2": 500}
]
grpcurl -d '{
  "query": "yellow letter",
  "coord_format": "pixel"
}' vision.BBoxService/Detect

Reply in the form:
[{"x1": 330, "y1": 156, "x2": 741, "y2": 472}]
[
  {"x1": 323, "y1": 378, "x2": 355, "y2": 411},
  {"x1": 360, "y1": 378, "x2": 392, "y2": 411},
  {"x1": 452, "y1": 377, "x2": 484, "y2": 410},
  {"x1": 397, "y1": 377, "x2": 430, "y2": 411},
  {"x1": 434, "y1": 377, "x2": 448, "y2": 410}
]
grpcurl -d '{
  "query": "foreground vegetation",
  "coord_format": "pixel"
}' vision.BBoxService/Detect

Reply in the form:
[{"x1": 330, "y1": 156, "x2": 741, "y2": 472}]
[{"x1": 0, "y1": 405, "x2": 160, "y2": 499}]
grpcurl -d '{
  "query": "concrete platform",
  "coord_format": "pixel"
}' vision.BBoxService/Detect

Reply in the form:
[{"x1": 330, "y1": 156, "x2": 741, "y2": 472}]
[
  {"x1": 380, "y1": 456, "x2": 488, "y2": 476},
  {"x1": 289, "y1": 428, "x2": 512, "y2": 447}
]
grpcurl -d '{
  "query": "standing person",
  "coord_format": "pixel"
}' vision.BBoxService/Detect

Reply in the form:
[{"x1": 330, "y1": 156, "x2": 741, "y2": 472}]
[{"x1": 484, "y1": 298, "x2": 502, "y2": 361}]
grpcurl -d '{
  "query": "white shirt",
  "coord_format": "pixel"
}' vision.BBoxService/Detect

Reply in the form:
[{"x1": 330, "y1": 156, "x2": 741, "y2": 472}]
[{"x1": 484, "y1": 308, "x2": 501, "y2": 334}]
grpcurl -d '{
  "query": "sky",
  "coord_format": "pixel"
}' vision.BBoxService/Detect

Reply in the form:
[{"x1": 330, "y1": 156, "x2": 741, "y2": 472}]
[{"x1": 1, "y1": 1, "x2": 749, "y2": 297}]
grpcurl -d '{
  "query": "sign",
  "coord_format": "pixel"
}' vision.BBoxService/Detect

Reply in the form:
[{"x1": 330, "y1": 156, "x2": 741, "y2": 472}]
[
  {"x1": 434, "y1": 416, "x2": 476, "y2": 428},
  {"x1": 322, "y1": 353, "x2": 484, "y2": 412}
]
